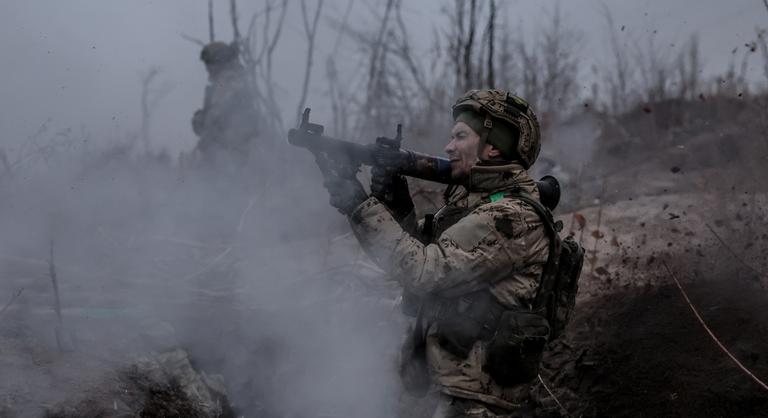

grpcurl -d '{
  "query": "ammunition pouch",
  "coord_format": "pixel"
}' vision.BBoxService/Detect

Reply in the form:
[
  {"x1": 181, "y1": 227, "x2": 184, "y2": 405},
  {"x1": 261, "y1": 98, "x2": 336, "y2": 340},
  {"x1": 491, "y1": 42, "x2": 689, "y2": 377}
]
[
  {"x1": 483, "y1": 310, "x2": 550, "y2": 386},
  {"x1": 425, "y1": 291, "x2": 505, "y2": 359},
  {"x1": 416, "y1": 291, "x2": 550, "y2": 386}
]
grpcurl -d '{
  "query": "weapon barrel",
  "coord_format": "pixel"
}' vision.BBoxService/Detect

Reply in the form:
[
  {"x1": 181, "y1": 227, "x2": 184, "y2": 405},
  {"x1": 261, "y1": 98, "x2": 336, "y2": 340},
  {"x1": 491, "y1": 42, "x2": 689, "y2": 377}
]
[{"x1": 397, "y1": 151, "x2": 452, "y2": 184}]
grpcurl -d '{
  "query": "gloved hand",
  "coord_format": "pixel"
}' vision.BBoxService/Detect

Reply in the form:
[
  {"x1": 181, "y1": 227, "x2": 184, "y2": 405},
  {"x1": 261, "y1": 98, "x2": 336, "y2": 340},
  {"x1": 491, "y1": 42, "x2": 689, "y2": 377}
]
[
  {"x1": 371, "y1": 160, "x2": 414, "y2": 222},
  {"x1": 316, "y1": 154, "x2": 368, "y2": 216},
  {"x1": 323, "y1": 174, "x2": 368, "y2": 216}
]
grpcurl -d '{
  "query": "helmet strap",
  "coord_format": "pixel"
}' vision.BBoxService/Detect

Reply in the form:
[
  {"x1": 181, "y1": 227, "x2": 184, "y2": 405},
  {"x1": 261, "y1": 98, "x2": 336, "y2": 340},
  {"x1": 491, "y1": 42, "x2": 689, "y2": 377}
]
[{"x1": 477, "y1": 114, "x2": 494, "y2": 162}]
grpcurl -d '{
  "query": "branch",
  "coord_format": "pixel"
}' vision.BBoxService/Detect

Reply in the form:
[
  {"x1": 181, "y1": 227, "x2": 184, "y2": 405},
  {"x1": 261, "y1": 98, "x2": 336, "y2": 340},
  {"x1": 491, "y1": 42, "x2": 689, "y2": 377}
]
[
  {"x1": 0, "y1": 288, "x2": 23, "y2": 319},
  {"x1": 230, "y1": 0, "x2": 241, "y2": 44},
  {"x1": 366, "y1": 0, "x2": 396, "y2": 97},
  {"x1": 487, "y1": 0, "x2": 495, "y2": 88},
  {"x1": 455, "y1": 0, "x2": 465, "y2": 91},
  {"x1": 463, "y1": 0, "x2": 477, "y2": 91},
  {"x1": 180, "y1": 33, "x2": 205, "y2": 47},
  {"x1": 262, "y1": 0, "x2": 289, "y2": 133},
  {"x1": 140, "y1": 67, "x2": 163, "y2": 154},
  {"x1": 267, "y1": 0, "x2": 289, "y2": 74},
  {"x1": 240, "y1": 0, "x2": 289, "y2": 135},
  {"x1": 296, "y1": 0, "x2": 325, "y2": 124},
  {"x1": 49, "y1": 240, "x2": 67, "y2": 352},
  {"x1": 208, "y1": 0, "x2": 215, "y2": 42},
  {"x1": 600, "y1": 2, "x2": 631, "y2": 112},
  {"x1": 0, "y1": 147, "x2": 12, "y2": 177},
  {"x1": 393, "y1": 1, "x2": 435, "y2": 105},
  {"x1": 331, "y1": 0, "x2": 356, "y2": 55}
]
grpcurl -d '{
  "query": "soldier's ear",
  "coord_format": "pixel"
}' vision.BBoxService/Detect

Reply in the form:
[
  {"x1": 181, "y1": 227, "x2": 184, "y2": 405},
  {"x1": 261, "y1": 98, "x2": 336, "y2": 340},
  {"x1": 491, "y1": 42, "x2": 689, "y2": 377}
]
[{"x1": 485, "y1": 144, "x2": 502, "y2": 159}]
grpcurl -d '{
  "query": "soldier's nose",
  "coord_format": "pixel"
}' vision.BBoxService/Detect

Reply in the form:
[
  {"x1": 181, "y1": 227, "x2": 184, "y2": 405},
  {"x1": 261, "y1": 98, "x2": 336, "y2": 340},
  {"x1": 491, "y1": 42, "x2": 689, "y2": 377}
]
[{"x1": 444, "y1": 140, "x2": 456, "y2": 155}]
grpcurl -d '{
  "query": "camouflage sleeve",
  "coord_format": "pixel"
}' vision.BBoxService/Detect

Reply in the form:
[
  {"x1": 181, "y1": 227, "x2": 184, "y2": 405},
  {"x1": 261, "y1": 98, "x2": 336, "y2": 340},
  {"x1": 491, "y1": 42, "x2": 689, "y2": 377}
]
[{"x1": 349, "y1": 197, "x2": 539, "y2": 298}]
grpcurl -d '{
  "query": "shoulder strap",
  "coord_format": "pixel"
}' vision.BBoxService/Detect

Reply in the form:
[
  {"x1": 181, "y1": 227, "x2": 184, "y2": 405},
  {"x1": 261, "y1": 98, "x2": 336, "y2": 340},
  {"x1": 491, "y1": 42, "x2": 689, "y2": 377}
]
[{"x1": 505, "y1": 192, "x2": 561, "y2": 310}]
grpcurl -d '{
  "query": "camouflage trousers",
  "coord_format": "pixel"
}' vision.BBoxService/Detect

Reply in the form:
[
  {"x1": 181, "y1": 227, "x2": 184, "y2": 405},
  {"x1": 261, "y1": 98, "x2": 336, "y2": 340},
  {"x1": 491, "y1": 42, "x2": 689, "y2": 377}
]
[{"x1": 431, "y1": 395, "x2": 536, "y2": 418}]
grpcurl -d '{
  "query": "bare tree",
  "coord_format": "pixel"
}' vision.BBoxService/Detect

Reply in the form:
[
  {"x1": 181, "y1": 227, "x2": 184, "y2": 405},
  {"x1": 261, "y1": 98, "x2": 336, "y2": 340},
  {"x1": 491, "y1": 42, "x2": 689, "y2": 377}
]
[
  {"x1": 676, "y1": 34, "x2": 701, "y2": 101},
  {"x1": 496, "y1": 27, "x2": 514, "y2": 90},
  {"x1": 208, "y1": 0, "x2": 215, "y2": 42},
  {"x1": 49, "y1": 240, "x2": 70, "y2": 352},
  {"x1": 757, "y1": 28, "x2": 768, "y2": 83},
  {"x1": 463, "y1": 0, "x2": 478, "y2": 92},
  {"x1": 514, "y1": 30, "x2": 542, "y2": 110},
  {"x1": 353, "y1": 0, "x2": 397, "y2": 134},
  {"x1": 487, "y1": 0, "x2": 496, "y2": 88},
  {"x1": 763, "y1": 0, "x2": 768, "y2": 21},
  {"x1": 230, "y1": 0, "x2": 241, "y2": 45},
  {"x1": 240, "y1": 0, "x2": 289, "y2": 136},
  {"x1": 538, "y1": 3, "x2": 580, "y2": 119},
  {"x1": 601, "y1": 4, "x2": 633, "y2": 113},
  {"x1": 453, "y1": 0, "x2": 465, "y2": 93},
  {"x1": 295, "y1": 0, "x2": 325, "y2": 125},
  {"x1": 0, "y1": 148, "x2": 12, "y2": 179},
  {"x1": 393, "y1": 0, "x2": 439, "y2": 106},
  {"x1": 326, "y1": 0, "x2": 356, "y2": 138},
  {"x1": 634, "y1": 32, "x2": 673, "y2": 103}
]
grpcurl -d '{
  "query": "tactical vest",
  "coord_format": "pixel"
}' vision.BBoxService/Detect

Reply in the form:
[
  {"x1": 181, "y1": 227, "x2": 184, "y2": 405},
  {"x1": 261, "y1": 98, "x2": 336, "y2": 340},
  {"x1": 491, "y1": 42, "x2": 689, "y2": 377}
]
[{"x1": 405, "y1": 189, "x2": 584, "y2": 386}]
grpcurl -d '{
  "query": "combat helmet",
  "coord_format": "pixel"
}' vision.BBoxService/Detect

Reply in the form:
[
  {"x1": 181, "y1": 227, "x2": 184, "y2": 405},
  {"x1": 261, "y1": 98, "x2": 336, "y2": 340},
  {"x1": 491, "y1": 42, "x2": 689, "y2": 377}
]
[
  {"x1": 200, "y1": 42, "x2": 238, "y2": 65},
  {"x1": 452, "y1": 89, "x2": 541, "y2": 169}
]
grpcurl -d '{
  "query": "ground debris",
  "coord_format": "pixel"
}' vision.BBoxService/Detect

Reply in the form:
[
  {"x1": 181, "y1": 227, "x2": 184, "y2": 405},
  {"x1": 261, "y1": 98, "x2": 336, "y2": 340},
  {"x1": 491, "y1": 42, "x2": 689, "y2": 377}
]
[{"x1": 43, "y1": 349, "x2": 235, "y2": 418}]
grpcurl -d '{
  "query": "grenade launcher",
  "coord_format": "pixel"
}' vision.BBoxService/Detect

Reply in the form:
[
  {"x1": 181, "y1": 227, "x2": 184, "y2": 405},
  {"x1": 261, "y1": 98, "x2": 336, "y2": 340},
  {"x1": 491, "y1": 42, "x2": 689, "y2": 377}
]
[
  {"x1": 288, "y1": 108, "x2": 560, "y2": 211},
  {"x1": 288, "y1": 108, "x2": 453, "y2": 184}
]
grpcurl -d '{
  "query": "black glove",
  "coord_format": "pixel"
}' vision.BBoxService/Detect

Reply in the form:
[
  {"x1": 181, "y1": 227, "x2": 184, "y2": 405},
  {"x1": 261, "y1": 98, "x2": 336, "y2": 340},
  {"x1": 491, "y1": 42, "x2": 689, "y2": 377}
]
[
  {"x1": 323, "y1": 175, "x2": 368, "y2": 216},
  {"x1": 316, "y1": 154, "x2": 368, "y2": 216},
  {"x1": 371, "y1": 164, "x2": 414, "y2": 222}
]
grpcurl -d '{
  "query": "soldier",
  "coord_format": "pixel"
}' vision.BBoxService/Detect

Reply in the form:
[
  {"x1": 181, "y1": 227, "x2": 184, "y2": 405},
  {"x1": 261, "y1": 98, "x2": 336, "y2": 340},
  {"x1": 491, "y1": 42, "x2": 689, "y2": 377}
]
[
  {"x1": 320, "y1": 90, "x2": 554, "y2": 417},
  {"x1": 192, "y1": 42, "x2": 259, "y2": 169}
]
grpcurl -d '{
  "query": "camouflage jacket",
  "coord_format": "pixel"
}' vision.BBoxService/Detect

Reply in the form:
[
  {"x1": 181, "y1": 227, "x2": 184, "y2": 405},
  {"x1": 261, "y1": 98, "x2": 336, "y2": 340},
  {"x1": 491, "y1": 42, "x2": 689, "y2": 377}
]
[
  {"x1": 349, "y1": 162, "x2": 550, "y2": 410},
  {"x1": 193, "y1": 65, "x2": 259, "y2": 155}
]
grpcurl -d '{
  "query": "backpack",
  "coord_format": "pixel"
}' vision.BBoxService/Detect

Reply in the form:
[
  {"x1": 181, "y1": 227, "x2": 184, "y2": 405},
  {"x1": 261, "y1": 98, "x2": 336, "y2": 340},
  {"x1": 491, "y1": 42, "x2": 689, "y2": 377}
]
[{"x1": 512, "y1": 192, "x2": 585, "y2": 341}]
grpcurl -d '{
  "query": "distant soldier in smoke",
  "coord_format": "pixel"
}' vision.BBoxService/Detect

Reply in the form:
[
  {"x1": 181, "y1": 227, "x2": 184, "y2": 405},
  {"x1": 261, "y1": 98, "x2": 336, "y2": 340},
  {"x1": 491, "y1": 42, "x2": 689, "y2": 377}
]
[
  {"x1": 319, "y1": 90, "x2": 581, "y2": 417},
  {"x1": 192, "y1": 41, "x2": 259, "y2": 169}
]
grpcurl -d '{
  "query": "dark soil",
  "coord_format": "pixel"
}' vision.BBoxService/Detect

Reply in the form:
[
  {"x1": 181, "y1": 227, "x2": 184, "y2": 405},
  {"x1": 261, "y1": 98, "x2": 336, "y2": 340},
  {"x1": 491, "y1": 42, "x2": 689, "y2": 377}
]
[
  {"x1": 41, "y1": 361, "x2": 237, "y2": 418},
  {"x1": 546, "y1": 275, "x2": 768, "y2": 417}
]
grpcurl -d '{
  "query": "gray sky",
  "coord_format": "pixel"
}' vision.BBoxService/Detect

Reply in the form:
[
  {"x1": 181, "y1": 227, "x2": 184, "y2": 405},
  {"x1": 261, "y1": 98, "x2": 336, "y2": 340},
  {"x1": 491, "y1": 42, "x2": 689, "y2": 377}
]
[{"x1": 1, "y1": 0, "x2": 766, "y2": 154}]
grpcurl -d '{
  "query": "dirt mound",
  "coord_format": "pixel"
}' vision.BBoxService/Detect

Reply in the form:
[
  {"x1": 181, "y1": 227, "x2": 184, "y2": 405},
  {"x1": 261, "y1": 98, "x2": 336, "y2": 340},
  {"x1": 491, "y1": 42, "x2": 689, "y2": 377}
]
[
  {"x1": 542, "y1": 275, "x2": 768, "y2": 417},
  {"x1": 42, "y1": 350, "x2": 235, "y2": 418}
]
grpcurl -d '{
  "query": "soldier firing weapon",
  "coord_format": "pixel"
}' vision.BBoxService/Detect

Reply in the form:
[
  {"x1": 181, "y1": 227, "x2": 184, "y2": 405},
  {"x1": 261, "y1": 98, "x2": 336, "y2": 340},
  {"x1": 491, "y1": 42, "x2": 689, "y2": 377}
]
[{"x1": 287, "y1": 108, "x2": 561, "y2": 210}]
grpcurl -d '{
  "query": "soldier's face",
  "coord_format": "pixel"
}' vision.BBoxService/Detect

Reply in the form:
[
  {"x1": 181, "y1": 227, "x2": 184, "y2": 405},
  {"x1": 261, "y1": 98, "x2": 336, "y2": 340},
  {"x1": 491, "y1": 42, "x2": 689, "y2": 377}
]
[{"x1": 445, "y1": 121, "x2": 481, "y2": 180}]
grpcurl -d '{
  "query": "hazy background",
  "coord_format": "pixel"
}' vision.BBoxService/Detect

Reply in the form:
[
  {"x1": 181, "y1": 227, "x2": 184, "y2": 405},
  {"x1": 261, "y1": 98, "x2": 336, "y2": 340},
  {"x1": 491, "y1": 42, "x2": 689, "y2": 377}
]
[
  {"x1": 1, "y1": 1, "x2": 767, "y2": 417},
  {"x1": 1, "y1": 0, "x2": 765, "y2": 154}
]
